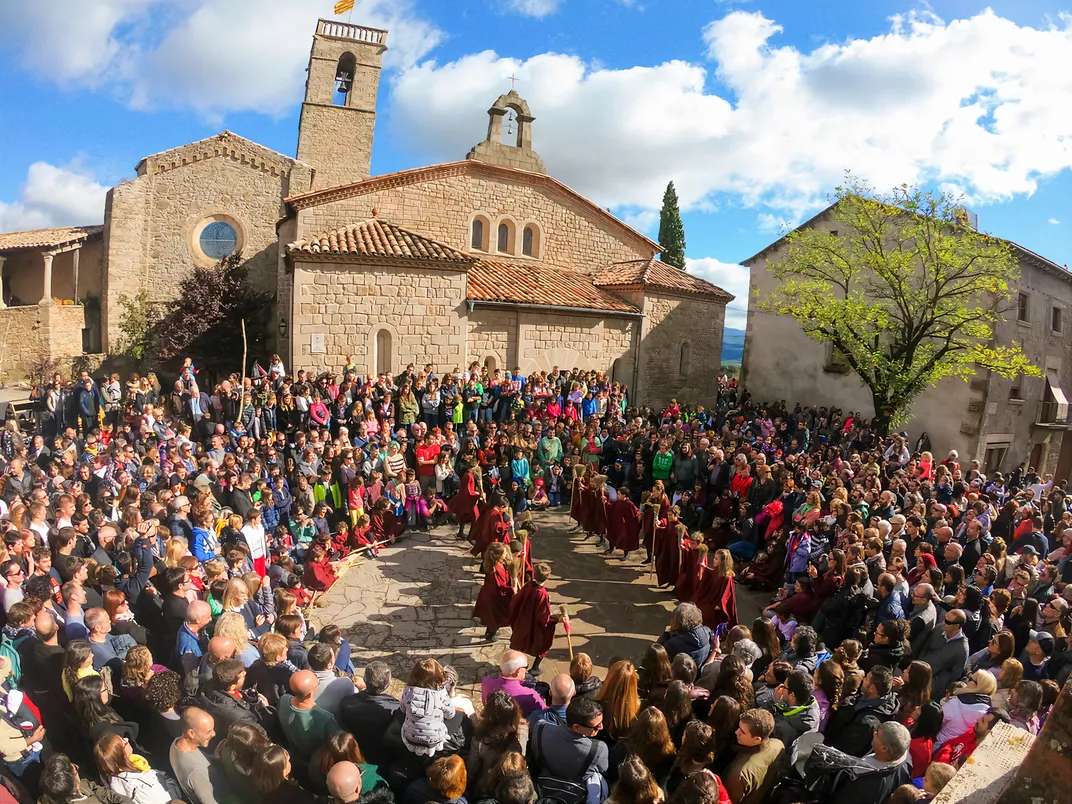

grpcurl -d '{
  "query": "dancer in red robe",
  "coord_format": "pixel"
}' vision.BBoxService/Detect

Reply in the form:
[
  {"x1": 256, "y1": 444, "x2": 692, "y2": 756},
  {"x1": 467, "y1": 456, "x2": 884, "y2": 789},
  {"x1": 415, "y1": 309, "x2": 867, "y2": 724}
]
[
  {"x1": 588, "y1": 476, "x2": 609, "y2": 546},
  {"x1": 369, "y1": 498, "x2": 404, "y2": 545},
  {"x1": 508, "y1": 563, "x2": 562, "y2": 675},
  {"x1": 695, "y1": 548, "x2": 739, "y2": 630},
  {"x1": 473, "y1": 542, "x2": 514, "y2": 640},
  {"x1": 642, "y1": 481, "x2": 669, "y2": 562},
  {"x1": 569, "y1": 465, "x2": 590, "y2": 529},
  {"x1": 605, "y1": 491, "x2": 641, "y2": 558},
  {"x1": 469, "y1": 490, "x2": 510, "y2": 557},
  {"x1": 674, "y1": 536, "x2": 705, "y2": 603},
  {"x1": 450, "y1": 463, "x2": 482, "y2": 539},
  {"x1": 303, "y1": 544, "x2": 338, "y2": 592},
  {"x1": 654, "y1": 513, "x2": 684, "y2": 588}
]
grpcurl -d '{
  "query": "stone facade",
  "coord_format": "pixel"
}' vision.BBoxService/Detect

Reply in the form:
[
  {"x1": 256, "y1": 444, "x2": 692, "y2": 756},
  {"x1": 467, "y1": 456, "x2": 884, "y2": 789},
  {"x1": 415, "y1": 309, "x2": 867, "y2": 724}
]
[
  {"x1": 101, "y1": 132, "x2": 313, "y2": 350},
  {"x1": 293, "y1": 165, "x2": 654, "y2": 275},
  {"x1": 637, "y1": 292, "x2": 727, "y2": 408},
  {"x1": 742, "y1": 208, "x2": 1072, "y2": 477},
  {"x1": 1, "y1": 241, "x2": 103, "y2": 306},
  {"x1": 0, "y1": 304, "x2": 87, "y2": 382},
  {"x1": 290, "y1": 261, "x2": 469, "y2": 376}
]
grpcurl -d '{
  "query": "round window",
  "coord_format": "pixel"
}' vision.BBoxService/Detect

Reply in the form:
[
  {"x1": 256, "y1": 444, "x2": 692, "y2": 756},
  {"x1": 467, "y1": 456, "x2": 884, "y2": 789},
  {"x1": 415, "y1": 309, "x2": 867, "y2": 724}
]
[{"x1": 199, "y1": 221, "x2": 238, "y2": 260}]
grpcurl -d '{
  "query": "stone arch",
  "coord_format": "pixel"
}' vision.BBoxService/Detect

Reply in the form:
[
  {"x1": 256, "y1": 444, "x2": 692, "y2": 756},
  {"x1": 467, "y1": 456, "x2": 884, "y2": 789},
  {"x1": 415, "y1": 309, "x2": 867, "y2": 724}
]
[
  {"x1": 469, "y1": 212, "x2": 491, "y2": 252},
  {"x1": 484, "y1": 355, "x2": 497, "y2": 373},
  {"x1": 362, "y1": 320, "x2": 401, "y2": 377},
  {"x1": 679, "y1": 342, "x2": 692, "y2": 377},
  {"x1": 495, "y1": 217, "x2": 517, "y2": 255},
  {"x1": 333, "y1": 52, "x2": 357, "y2": 106},
  {"x1": 520, "y1": 220, "x2": 542, "y2": 258}
]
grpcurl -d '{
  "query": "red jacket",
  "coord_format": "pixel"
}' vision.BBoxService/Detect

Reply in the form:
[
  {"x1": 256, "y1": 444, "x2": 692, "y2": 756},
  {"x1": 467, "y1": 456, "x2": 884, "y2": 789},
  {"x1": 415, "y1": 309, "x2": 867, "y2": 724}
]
[{"x1": 933, "y1": 726, "x2": 980, "y2": 768}]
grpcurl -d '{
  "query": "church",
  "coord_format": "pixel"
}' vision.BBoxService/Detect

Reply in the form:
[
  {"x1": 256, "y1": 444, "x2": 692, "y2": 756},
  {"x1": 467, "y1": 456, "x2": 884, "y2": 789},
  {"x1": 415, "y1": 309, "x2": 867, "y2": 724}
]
[{"x1": 0, "y1": 19, "x2": 732, "y2": 405}]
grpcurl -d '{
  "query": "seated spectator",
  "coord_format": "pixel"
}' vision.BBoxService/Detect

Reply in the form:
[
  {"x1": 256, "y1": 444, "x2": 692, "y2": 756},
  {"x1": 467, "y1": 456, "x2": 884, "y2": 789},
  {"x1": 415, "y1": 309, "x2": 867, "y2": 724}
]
[
  {"x1": 607, "y1": 706, "x2": 677, "y2": 789},
  {"x1": 933, "y1": 707, "x2": 1012, "y2": 768},
  {"x1": 465, "y1": 691, "x2": 524, "y2": 799},
  {"x1": 308, "y1": 642, "x2": 356, "y2": 719},
  {"x1": 310, "y1": 730, "x2": 388, "y2": 795},
  {"x1": 657, "y1": 603, "x2": 715, "y2": 667},
  {"x1": 570, "y1": 653, "x2": 602, "y2": 699},
  {"x1": 326, "y1": 760, "x2": 364, "y2": 804},
  {"x1": 196, "y1": 658, "x2": 263, "y2": 739},
  {"x1": 821, "y1": 721, "x2": 913, "y2": 804},
  {"x1": 530, "y1": 674, "x2": 576, "y2": 729},
  {"x1": 401, "y1": 754, "x2": 468, "y2": 804},
  {"x1": 723, "y1": 708, "x2": 784, "y2": 804},
  {"x1": 94, "y1": 731, "x2": 175, "y2": 804},
  {"x1": 401, "y1": 658, "x2": 457, "y2": 757},
  {"x1": 278, "y1": 669, "x2": 342, "y2": 762},
  {"x1": 217, "y1": 722, "x2": 274, "y2": 802},
  {"x1": 253, "y1": 744, "x2": 319, "y2": 804},
  {"x1": 826, "y1": 666, "x2": 899, "y2": 757},
  {"x1": 340, "y1": 661, "x2": 401, "y2": 766},
  {"x1": 481, "y1": 650, "x2": 548, "y2": 717},
  {"x1": 769, "y1": 668, "x2": 820, "y2": 748},
  {"x1": 246, "y1": 632, "x2": 296, "y2": 707},
  {"x1": 170, "y1": 706, "x2": 231, "y2": 804},
  {"x1": 935, "y1": 670, "x2": 996, "y2": 746}
]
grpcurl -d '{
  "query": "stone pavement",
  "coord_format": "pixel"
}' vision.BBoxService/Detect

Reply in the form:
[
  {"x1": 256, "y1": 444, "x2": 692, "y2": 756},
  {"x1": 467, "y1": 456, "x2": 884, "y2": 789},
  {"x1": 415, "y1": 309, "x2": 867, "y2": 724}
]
[{"x1": 311, "y1": 508, "x2": 767, "y2": 701}]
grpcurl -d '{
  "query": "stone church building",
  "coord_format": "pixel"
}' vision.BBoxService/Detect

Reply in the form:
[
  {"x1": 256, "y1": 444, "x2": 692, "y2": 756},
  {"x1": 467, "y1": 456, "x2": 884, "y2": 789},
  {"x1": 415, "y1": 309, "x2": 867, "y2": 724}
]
[{"x1": 0, "y1": 19, "x2": 731, "y2": 405}]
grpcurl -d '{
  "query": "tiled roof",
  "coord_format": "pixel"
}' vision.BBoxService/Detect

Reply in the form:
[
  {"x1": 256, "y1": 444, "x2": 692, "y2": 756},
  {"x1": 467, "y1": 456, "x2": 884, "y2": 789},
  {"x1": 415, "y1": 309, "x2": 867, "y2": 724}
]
[
  {"x1": 0, "y1": 225, "x2": 103, "y2": 254},
  {"x1": 287, "y1": 219, "x2": 472, "y2": 263},
  {"x1": 594, "y1": 258, "x2": 734, "y2": 301},
  {"x1": 468, "y1": 260, "x2": 640, "y2": 314}
]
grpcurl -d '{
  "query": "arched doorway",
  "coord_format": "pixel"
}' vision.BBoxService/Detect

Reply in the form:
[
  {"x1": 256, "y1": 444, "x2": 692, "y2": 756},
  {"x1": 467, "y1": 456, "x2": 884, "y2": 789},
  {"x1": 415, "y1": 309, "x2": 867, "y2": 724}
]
[
  {"x1": 484, "y1": 356, "x2": 497, "y2": 374},
  {"x1": 375, "y1": 329, "x2": 392, "y2": 376}
]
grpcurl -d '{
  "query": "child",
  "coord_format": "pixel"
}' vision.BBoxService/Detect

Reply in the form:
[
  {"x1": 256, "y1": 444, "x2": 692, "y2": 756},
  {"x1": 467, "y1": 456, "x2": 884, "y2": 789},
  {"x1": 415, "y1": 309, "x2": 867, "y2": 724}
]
[
  {"x1": 331, "y1": 520, "x2": 353, "y2": 558},
  {"x1": 530, "y1": 477, "x2": 549, "y2": 510},
  {"x1": 507, "y1": 562, "x2": 563, "y2": 676},
  {"x1": 418, "y1": 487, "x2": 449, "y2": 530},
  {"x1": 511, "y1": 447, "x2": 531, "y2": 488},
  {"x1": 385, "y1": 480, "x2": 405, "y2": 521},
  {"x1": 400, "y1": 658, "x2": 457, "y2": 756},
  {"x1": 303, "y1": 543, "x2": 338, "y2": 592},
  {"x1": 347, "y1": 476, "x2": 366, "y2": 527},
  {"x1": 366, "y1": 471, "x2": 384, "y2": 507},
  {"x1": 473, "y1": 542, "x2": 514, "y2": 641},
  {"x1": 403, "y1": 469, "x2": 421, "y2": 529},
  {"x1": 274, "y1": 588, "x2": 307, "y2": 640},
  {"x1": 352, "y1": 513, "x2": 379, "y2": 556},
  {"x1": 548, "y1": 463, "x2": 564, "y2": 507}
]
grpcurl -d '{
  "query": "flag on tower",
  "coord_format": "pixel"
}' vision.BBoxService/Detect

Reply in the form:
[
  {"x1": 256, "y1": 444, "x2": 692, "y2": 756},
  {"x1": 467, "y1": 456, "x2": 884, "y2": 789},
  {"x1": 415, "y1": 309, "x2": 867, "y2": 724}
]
[{"x1": 334, "y1": 0, "x2": 355, "y2": 14}]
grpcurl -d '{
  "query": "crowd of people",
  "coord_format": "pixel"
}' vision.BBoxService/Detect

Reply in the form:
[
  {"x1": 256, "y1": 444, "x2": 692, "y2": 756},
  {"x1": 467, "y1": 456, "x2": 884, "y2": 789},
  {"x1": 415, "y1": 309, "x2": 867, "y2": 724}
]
[{"x1": 0, "y1": 355, "x2": 1063, "y2": 804}]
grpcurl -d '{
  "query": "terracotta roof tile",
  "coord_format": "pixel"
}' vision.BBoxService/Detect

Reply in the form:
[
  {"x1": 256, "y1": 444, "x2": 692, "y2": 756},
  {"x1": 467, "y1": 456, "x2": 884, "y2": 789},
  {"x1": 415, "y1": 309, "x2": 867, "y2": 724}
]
[
  {"x1": 594, "y1": 258, "x2": 734, "y2": 301},
  {"x1": 0, "y1": 225, "x2": 103, "y2": 254},
  {"x1": 287, "y1": 219, "x2": 471, "y2": 262},
  {"x1": 468, "y1": 260, "x2": 639, "y2": 314}
]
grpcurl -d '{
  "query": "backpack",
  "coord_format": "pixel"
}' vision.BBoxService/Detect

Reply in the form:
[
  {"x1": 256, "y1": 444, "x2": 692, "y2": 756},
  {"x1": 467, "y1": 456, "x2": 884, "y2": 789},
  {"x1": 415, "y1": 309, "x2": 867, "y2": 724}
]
[
  {"x1": 531, "y1": 722, "x2": 598, "y2": 804},
  {"x1": 0, "y1": 633, "x2": 26, "y2": 685}
]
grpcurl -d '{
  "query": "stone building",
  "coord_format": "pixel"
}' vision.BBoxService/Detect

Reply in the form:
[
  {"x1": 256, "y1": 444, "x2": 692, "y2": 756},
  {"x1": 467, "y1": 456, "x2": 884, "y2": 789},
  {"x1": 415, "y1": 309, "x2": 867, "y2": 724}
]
[
  {"x1": 741, "y1": 202, "x2": 1072, "y2": 478},
  {"x1": 0, "y1": 18, "x2": 730, "y2": 405}
]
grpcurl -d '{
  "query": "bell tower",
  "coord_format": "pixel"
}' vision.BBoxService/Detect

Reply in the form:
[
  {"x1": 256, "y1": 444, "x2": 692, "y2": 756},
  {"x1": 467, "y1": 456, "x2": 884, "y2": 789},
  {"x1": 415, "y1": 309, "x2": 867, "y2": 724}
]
[
  {"x1": 296, "y1": 19, "x2": 387, "y2": 189},
  {"x1": 466, "y1": 90, "x2": 546, "y2": 174}
]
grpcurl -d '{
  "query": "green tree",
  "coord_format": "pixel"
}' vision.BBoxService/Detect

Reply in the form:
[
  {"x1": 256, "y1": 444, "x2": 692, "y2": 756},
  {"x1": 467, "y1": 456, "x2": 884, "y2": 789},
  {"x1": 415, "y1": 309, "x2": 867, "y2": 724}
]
[
  {"x1": 758, "y1": 179, "x2": 1040, "y2": 434},
  {"x1": 115, "y1": 289, "x2": 159, "y2": 364},
  {"x1": 658, "y1": 181, "x2": 686, "y2": 269}
]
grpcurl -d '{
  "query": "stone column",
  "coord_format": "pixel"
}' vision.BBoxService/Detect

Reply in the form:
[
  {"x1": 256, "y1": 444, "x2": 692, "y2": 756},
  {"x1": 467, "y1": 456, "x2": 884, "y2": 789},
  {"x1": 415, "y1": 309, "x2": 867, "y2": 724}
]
[
  {"x1": 72, "y1": 246, "x2": 80, "y2": 302},
  {"x1": 40, "y1": 252, "x2": 54, "y2": 305},
  {"x1": 0, "y1": 255, "x2": 6, "y2": 309}
]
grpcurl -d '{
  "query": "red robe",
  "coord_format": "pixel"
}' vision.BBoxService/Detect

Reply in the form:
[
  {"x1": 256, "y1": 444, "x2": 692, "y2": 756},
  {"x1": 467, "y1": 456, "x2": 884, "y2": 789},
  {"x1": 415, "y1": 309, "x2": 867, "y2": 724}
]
[
  {"x1": 695, "y1": 570, "x2": 738, "y2": 631},
  {"x1": 569, "y1": 477, "x2": 587, "y2": 525},
  {"x1": 473, "y1": 563, "x2": 514, "y2": 629},
  {"x1": 607, "y1": 498, "x2": 641, "y2": 552},
  {"x1": 588, "y1": 490, "x2": 609, "y2": 537},
  {"x1": 470, "y1": 506, "x2": 510, "y2": 557},
  {"x1": 303, "y1": 555, "x2": 338, "y2": 592},
  {"x1": 673, "y1": 540, "x2": 700, "y2": 602},
  {"x1": 450, "y1": 471, "x2": 481, "y2": 525},
  {"x1": 508, "y1": 581, "x2": 556, "y2": 657},
  {"x1": 654, "y1": 521, "x2": 682, "y2": 586},
  {"x1": 641, "y1": 495, "x2": 668, "y2": 551},
  {"x1": 350, "y1": 524, "x2": 374, "y2": 549}
]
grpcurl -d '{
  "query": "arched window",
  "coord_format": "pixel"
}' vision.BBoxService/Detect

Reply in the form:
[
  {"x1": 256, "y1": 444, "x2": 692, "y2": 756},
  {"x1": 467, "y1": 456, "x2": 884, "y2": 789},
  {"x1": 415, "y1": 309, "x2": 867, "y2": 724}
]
[
  {"x1": 333, "y1": 53, "x2": 357, "y2": 106},
  {"x1": 375, "y1": 329, "x2": 392, "y2": 376},
  {"x1": 471, "y1": 219, "x2": 484, "y2": 250},
  {"x1": 522, "y1": 225, "x2": 534, "y2": 256},
  {"x1": 502, "y1": 107, "x2": 520, "y2": 147},
  {"x1": 484, "y1": 356, "x2": 497, "y2": 374},
  {"x1": 497, "y1": 223, "x2": 510, "y2": 252},
  {"x1": 679, "y1": 342, "x2": 691, "y2": 377}
]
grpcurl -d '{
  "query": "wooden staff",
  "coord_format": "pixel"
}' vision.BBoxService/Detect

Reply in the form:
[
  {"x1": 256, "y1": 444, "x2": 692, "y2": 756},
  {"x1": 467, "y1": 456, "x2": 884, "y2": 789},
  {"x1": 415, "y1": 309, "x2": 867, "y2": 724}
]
[
  {"x1": 559, "y1": 604, "x2": 574, "y2": 660},
  {"x1": 648, "y1": 500, "x2": 659, "y2": 579}
]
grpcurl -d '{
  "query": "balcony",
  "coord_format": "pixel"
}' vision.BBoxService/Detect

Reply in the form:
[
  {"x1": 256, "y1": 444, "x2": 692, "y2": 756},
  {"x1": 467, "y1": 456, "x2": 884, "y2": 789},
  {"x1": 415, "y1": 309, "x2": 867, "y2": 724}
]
[{"x1": 317, "y1": 19, "x2": 388, "y2": 44}]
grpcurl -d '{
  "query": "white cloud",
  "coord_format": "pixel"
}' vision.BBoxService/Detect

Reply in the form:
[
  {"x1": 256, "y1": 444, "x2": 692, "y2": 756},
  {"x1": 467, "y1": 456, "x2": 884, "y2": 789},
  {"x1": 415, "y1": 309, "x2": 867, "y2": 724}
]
[
  {"x1": 621, "y1": 210, "x2": 659, "y2": 236},
  {"x1": 685, "y1": 257, "x2": 749, "y2": 328},
  {"x1": 391, "y1": 9, "x2": 1072, "y2": 227},
  {"x1": 0, "y1": 0, "x2": 442, "y2": 118},
  {"x1": 0, "y1": 162, "x2": 108, "y2": 232},
  {"x1": 504, "y1": 0, "x2": 561, "y2": 18},
  {"x1": 1049, "y1": 218, "x2": 1061, "y2": 224}
]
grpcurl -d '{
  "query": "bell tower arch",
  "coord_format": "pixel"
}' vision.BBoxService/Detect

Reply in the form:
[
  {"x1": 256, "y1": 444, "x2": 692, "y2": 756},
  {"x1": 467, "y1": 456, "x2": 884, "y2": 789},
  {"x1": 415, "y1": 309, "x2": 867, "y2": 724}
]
[
  {"x1": 297, "y1": 18, "x2": 388, "y2": 189},
  {"x1": 466, "y1": 90, "x2": 546, "y2": 174}
]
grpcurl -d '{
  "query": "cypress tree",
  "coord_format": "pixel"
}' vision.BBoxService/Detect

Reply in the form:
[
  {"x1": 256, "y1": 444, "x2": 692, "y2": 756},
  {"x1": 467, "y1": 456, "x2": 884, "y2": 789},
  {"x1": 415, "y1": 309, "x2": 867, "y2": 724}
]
[{"x1": 658, "y1": 181, "x2": 686, "y2": 269}]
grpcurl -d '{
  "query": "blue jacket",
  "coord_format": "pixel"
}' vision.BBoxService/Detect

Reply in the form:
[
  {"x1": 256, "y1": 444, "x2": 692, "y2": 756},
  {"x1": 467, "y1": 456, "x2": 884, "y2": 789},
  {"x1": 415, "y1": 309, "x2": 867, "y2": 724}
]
[
  {"x1": 191, "y1": 526, "x2": 219, "y2": 563},
  {"x1": 876, "y1": 590, "x2": 909, "y2": 623}
]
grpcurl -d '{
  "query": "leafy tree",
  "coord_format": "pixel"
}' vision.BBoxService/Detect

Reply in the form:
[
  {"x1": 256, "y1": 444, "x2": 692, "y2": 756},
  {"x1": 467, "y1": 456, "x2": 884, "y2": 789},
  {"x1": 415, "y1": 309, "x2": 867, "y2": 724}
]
[
  {"x1": 154, "y1": 253, "x2": 272, "y2": 380},
  {"x1": 758, "y1": 179, "x2": 1040, "y2": 434},
  {"x1": 658, "y1": 181, "x2": 686, "y2": 269},
  {"x1": 114, "y1": 289, "x2": 159, "y2": 364}
]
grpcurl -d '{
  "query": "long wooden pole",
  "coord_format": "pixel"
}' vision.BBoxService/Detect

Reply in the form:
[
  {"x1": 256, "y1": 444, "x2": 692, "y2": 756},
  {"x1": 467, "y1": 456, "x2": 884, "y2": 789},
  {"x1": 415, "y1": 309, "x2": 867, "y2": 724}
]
[
  {"x1": 240, "y1": 319, "x2": 248, "y2": 386},
  {"x1": 559, "y1": 604, "x2": 574, "y2": 660}
]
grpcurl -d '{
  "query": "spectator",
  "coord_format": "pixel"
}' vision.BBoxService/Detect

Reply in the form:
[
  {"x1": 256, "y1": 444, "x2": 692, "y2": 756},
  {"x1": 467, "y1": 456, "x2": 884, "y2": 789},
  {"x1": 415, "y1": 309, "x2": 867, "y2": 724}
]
[
  {"x1": 481, "y1": 650, "x2": 548, "y2": 717},
  {"x1": 278, "y1": 669, "x2": 342, "y2": 762},
  {"x1": 723, "y1": 708, "x2": 785, "y2": 804}
]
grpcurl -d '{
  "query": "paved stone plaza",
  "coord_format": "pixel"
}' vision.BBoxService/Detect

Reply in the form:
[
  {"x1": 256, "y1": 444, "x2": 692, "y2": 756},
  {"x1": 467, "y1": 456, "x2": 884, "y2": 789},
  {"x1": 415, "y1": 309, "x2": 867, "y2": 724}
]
[{"x1": 312, "y1": 509, "x2": 765, "y2": 700}]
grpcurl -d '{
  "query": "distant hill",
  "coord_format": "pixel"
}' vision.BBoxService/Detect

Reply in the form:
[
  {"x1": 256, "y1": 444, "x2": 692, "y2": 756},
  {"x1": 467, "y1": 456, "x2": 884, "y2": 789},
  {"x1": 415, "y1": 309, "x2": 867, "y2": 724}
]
[{"x1": 722, "y1": 327, "x2": 745, "y2": 364}]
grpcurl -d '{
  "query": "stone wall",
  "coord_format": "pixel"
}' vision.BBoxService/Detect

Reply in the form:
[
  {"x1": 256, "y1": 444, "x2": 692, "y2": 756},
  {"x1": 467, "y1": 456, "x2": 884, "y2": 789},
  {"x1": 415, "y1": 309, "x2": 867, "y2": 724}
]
[
  {"x1": 103, "y1": 134, "x2": 313, "y2": 351},
  {"x1": 639, "y1": 292, "x2": 726, "y2": 408},
  {"x1": 467, "y1": 308, "x2": 518, "y2": 370},
  {"x1": 296, "y1": 170, "x2": 653, "y2": 274},
  {"x1": 0, "y1": 306, "x2": 42, "y2": 381},
  {"x1": 290, "y1": 260, "x2": 469, "y2": 376}
]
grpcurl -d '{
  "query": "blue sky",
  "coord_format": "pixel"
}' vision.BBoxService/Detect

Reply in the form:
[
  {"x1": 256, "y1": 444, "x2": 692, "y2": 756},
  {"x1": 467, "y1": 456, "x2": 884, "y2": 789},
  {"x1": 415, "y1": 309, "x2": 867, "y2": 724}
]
[{"x1": 2, "y1": 0, "x2": 1071, "y2": 328}]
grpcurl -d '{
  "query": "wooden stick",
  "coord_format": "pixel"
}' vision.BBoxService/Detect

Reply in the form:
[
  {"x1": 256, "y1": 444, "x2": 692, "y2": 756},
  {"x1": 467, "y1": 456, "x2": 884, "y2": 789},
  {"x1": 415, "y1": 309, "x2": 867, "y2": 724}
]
[
  {"x1": 559, "y1": 604, "x2": 574, "y2": 661},
  {"x1": 240, "y1": 319, "x2": 248, "y2": 387},
  {"x1": 649, "y1": 503, "x2": 658, "y2": 580}
]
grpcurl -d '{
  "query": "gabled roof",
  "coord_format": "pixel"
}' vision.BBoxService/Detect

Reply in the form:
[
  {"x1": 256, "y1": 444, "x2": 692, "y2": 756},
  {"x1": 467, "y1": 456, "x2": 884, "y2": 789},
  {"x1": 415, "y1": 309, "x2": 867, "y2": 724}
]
[
  {"x1": 286, "y1": 219, "x2": 473, "y2": 264},
  {"x1": 284, "y1": 160, "x2": 660, "y2": 254},
  {"x1": 594, "y1": 258, "x2": 734, "y2": 302},
  {"x1": 739, "y1": 199, "x2": 1072, "y2": 286},
  {"x1": 468, "y1": 259, "x2": 640, "y2": 314},
  {"x1": 136, "y1": 130, "x2": 306, "y2": 178},
  {"x1": 0, "y1": 225, "x2": 103, "y2": 255}
]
